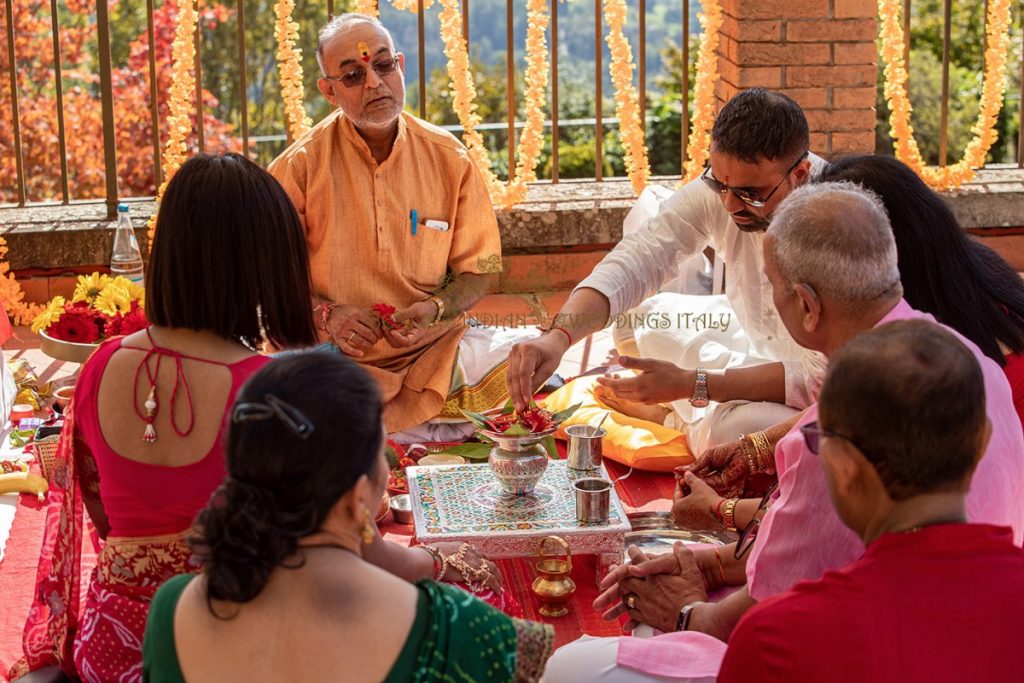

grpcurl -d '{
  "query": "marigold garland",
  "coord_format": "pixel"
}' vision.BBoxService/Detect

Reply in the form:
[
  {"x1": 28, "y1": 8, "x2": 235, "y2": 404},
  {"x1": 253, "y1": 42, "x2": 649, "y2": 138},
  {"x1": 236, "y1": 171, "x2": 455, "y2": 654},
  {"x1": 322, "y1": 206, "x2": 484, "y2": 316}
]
[
  {"x1": 603, "y1": 0, "x2": 650, "y2": 194},
  {"x1": 681, "y1": 0, "x2": 722, "y2": 183},
  {"x1": 147, "y1": 0, "x2": 199, "y2": 243},
  {"x1": 392, "y1": 0, "x2": 432, "y2": 11},
  {"x1": 437, "y1": 0, "x2": 548, "y2": 208},
  {"x1": 878, "y1": 0, "x2": 1012, "y2": 190},
  {"x1": 274, "y1": 0, "x2": 312, "y2": 142},
  {"x1": 0, "y1": 237, "x2": 42, "y2": 326},
  {"x1": 351, "y1": 0, "x2": 379, "y2": 16}
]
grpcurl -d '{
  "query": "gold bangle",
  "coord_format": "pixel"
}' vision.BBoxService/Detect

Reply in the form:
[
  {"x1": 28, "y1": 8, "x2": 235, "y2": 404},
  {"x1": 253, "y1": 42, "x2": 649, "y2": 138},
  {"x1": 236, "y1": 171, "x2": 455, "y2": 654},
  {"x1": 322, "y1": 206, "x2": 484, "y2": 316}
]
[
  {"x1": 739, "y1": 434, "x2": 757, "y2": 473},
  {"x1": 748, "y1": 431, "x2": 774, "y2": 473},
  {"x1": 713, "y1": 547, "x2": 727, "y2": 585},
  {"x1": 722, "y1": 498, "x2": 739, "y2": 532},
  {"x1": 427, "y1": 296, "x2": 445, "y2": 325}
]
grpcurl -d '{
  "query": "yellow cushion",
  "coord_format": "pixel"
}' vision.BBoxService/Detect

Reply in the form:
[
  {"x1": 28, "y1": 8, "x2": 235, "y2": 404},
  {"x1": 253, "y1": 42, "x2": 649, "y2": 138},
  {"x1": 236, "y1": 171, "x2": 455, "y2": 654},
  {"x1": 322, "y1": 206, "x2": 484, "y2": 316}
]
[{"x1": 542, "y1": 375, "x2": 693, "y2": 473}]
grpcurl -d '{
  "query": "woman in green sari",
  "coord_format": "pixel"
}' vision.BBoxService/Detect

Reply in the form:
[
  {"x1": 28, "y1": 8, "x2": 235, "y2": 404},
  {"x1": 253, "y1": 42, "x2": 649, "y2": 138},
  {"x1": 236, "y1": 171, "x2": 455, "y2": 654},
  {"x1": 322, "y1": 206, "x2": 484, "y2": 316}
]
[{"x1": 142, "y1": 352, "x2": 553, "y2": 682}]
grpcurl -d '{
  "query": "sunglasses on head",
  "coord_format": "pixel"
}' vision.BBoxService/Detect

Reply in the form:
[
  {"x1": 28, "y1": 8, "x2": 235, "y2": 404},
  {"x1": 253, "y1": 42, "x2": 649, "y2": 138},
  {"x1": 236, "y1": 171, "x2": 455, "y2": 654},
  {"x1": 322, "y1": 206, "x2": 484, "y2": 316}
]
[
  {"x1": 232, "y1": 394, "x2": 315, "y2": 440},
  {"x1": 734, "y1": 481, "x2": 779, "y2": 560},
  {"x1": 324, "y1": 56, "x2": 400, "y2": 89},
  {"x1": 701, "y1": 151, "x2": 808, "y2": 208}
]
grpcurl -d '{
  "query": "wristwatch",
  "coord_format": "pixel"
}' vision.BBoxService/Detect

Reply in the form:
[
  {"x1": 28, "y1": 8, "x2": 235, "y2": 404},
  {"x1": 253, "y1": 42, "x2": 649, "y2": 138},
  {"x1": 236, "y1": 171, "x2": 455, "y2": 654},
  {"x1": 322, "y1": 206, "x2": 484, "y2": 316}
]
[
  {"x1": 689, "y1": 367, "x2": 709, "y2": 408},
  {"x1": 675, "y1": 602, "x2": 702, "y2": 632}
]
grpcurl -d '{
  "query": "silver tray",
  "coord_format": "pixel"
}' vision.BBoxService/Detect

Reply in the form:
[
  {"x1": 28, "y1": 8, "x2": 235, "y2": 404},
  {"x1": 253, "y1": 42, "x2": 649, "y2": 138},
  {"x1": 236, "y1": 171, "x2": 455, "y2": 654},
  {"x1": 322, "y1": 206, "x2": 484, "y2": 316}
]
[{"x1": 624, "y1": 512, "x2": 735, "y2": 556}]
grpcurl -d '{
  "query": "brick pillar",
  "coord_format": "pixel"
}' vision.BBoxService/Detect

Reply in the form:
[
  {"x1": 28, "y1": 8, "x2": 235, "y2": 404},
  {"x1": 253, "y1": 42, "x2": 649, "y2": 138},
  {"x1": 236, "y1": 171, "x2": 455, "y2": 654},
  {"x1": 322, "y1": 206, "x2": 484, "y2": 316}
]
[{"x1": 715, "y1": 0, "x2": 878, "y2": 156}]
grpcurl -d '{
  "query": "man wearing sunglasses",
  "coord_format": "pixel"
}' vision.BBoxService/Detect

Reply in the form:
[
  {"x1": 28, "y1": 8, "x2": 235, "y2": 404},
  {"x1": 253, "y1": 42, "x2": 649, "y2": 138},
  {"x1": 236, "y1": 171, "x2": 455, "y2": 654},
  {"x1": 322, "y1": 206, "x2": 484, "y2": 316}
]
[
  {"x1": 270, "y1": 14, "x2": 516, "y2": 441},
  {"x1": 719, "y1": 320, "x2": 1024, "y2": 681},
  {"x1": 542, "y1": 183, "x2": 1024, "y2": 683},
  {"x1": 508, "y1": 89, "x2": 827, "y2": 461}
]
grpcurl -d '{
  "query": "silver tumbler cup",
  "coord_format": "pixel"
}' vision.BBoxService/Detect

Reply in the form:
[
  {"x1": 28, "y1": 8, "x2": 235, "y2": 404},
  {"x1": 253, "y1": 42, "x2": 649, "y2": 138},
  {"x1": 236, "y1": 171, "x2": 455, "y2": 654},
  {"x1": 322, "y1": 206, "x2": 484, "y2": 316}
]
[
  {"x1": 574, "y1": 478, "x2": 611, "y2": 524},
  {"x1": 566, "y1": 425, "x2": 606, "y2": 470}
]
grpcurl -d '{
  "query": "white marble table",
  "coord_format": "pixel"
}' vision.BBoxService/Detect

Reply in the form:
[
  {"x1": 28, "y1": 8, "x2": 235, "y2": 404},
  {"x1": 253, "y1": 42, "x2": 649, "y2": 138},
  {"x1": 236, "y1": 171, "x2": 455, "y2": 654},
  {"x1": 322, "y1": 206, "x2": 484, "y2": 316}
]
[{"x1": 408, "y1": 460, "x2": 630, "y2": 575}]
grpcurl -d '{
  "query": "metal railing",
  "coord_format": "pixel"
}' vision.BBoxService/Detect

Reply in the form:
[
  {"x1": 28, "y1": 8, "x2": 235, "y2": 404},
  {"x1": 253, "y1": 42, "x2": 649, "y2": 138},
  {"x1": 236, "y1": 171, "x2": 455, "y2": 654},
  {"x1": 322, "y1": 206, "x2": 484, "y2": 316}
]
[
  {"x1": 1, "y1": 0, "x2": 1021, "y2": 216},
  {"x1": 900, "y1": 0, "x2": 1023, "y2": 169}
]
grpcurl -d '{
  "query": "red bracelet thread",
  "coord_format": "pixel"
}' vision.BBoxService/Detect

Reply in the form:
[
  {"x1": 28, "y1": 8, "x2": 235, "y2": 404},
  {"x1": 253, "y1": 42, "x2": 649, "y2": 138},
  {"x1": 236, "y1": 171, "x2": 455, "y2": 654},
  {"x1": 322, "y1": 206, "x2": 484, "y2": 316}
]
[
  {"x1": 546, "y1": 325, "x2": 573, "y2": 347},
  {"x1": 714, "y1": 498, "x2": 727, "y2": 523}
]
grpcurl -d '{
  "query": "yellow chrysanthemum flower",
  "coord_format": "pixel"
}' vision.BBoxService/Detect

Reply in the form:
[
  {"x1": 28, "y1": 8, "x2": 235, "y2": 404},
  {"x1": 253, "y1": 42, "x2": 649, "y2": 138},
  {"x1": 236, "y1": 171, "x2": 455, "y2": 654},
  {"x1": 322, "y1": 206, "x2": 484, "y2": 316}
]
[
  {"x1": 72, "y1": 273, "x2": 112, "y2": 304},
  {"x1": 31, "y1": 296, "x2": 66, "y2": 334},
  {"x1": 94, "y1": 283, "x2": 133, "y2": 316},
  {"x1": 124, "y1": 281, "x2": 146, "y2": 308}
]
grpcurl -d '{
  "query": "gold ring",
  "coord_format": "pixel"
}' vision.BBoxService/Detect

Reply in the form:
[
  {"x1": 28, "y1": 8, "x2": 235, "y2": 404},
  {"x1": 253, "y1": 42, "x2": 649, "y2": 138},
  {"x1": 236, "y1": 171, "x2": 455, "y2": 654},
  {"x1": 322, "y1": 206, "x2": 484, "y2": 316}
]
[
  {"x1": 348, "y1": 331, "x2": 357, "y2": 343},
  {"x1": 625, "y1": 594, "x2": 637, "y2": 610}
]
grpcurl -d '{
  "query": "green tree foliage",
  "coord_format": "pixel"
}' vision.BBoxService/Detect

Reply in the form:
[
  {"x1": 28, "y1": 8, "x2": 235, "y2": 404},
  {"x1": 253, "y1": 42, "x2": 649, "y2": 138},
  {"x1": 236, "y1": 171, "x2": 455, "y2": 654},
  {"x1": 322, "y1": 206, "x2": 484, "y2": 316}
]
[{"x1": 876, "y1": 1, "x2": 1022, "y2": 164}]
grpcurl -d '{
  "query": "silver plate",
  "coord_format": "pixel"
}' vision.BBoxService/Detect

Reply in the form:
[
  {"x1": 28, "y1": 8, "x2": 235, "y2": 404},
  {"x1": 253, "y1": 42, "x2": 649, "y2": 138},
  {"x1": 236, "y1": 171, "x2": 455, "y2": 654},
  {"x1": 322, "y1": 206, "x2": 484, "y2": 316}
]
[{"x1": 624, "y1": 511, "x2": 735, "y2": 557}]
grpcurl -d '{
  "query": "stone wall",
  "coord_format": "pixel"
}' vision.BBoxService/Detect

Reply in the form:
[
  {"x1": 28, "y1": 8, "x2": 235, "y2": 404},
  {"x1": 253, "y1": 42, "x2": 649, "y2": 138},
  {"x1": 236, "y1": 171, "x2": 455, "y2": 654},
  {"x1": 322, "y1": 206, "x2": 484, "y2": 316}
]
[
  {"x1": 2, "y1": 170, "x2": 1023, "y2": 304},
  {"x1": 716, "y1": 0, "x2": 878, "y2": 155}
]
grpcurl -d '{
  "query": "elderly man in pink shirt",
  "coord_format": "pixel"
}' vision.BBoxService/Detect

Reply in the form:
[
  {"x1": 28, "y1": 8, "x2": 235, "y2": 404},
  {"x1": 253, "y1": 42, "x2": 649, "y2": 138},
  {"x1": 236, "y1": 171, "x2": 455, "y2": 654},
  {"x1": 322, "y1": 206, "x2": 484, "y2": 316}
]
[{"x1": 540, "y1": 182, "x2": 1024, "y2": 682}]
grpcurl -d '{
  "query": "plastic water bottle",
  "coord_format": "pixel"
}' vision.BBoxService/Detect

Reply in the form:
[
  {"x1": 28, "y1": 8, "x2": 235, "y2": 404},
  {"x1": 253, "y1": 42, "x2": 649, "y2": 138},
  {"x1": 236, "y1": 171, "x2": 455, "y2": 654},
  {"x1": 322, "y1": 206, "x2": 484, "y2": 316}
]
[{"x1": 111, "y1": 203, "x2": 145, "y2": 286}]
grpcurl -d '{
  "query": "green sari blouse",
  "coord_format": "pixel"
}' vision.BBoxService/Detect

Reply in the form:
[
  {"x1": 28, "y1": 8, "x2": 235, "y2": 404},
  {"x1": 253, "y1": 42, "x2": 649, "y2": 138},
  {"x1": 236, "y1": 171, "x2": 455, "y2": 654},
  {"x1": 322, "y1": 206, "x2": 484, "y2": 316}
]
[{"x1": 143, "y1": 574, "x2": 553, "y2": 682}]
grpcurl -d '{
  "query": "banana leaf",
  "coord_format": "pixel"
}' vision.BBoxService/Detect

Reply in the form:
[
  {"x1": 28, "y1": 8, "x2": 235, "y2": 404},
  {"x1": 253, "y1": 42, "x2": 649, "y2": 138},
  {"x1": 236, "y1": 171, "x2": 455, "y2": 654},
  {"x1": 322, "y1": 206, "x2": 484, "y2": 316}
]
[
  {"x1": 549, "y1": 402, "x2": 583, "y2": 425},
  {"x1": 460, "y1": 408, "x2": 495, "y2": 430},
  {"x1": 384, "y1": 445, "x2": 401, "y2": 468},
  {"x1": 435, "y1": 442, "x2": 492, "y2": 461}
]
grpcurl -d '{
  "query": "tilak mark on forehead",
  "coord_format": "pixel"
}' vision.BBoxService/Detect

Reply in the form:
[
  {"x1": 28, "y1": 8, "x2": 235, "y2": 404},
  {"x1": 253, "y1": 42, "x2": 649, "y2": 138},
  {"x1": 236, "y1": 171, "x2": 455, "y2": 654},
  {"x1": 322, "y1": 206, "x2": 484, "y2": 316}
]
[{"x1": 358, "y1": 41, "x2": 371, "y2": 62}]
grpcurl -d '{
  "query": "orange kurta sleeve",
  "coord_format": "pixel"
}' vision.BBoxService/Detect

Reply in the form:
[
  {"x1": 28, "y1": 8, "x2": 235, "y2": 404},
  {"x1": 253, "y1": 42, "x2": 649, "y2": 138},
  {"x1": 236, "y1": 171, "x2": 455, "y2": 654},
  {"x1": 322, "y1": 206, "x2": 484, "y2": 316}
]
[{"x1": 447, "y1": 158, "x2": 503, "y2": 276}]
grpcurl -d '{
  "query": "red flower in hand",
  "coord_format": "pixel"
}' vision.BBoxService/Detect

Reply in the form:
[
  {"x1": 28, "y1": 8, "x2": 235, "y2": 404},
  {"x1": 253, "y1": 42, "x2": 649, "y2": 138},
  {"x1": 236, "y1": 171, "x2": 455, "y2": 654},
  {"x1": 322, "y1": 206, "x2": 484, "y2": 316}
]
[{"x1": 371, "y1": 302, "x2": 402, "y2": 330}]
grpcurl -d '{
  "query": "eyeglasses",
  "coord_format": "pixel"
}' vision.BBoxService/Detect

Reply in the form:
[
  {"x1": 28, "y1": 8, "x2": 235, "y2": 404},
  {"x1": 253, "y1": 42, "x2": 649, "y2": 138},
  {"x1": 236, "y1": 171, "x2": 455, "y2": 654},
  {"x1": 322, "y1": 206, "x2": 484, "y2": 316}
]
[
  {"x1": 701, "y1": 151, "x2": 809, "y2": 208},
  {"x1": 734, "y1": 481, "x2": 779, "y2": 560},
  {"x1": 324, "y1": 56, "x2": 401, "y2": 89},
  {"x1": 232, "y1": 394, "x2": 315, "y2": 440},
  {"x1": 800, "y1": 420, "x2": 858, "y2": 456}
]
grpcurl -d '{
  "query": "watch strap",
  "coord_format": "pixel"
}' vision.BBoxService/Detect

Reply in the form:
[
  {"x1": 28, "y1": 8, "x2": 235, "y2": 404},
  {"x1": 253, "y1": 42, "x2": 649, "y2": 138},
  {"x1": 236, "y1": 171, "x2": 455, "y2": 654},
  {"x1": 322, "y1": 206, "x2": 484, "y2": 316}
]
[
  {"x1": 689, "y1": 367, "x2": 709, "y2": 407},
  {"x1": 676, "y1": 602, "x2": 702, "y2": 632}
]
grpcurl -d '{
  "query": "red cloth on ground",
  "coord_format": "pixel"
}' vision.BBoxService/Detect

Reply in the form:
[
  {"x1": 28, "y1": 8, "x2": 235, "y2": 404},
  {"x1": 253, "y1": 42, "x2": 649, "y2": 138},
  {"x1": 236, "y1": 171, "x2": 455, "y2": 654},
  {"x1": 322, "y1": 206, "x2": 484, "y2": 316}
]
[
  {"x1": 0, "y1": 490, "x2": 48, "y2": 683},
  {"x1": 1002, "y1": 351, "x2": 1024, "y2": 428},
  {"x1": 719, "y1": 524, "x2": 1024, "y2": 683},
  {"x1": 76, "y1": 337, "x2": 269, "y2": 537},
  {"x1": 380, "y1": 444, "x2": 677, "y2": 647}
]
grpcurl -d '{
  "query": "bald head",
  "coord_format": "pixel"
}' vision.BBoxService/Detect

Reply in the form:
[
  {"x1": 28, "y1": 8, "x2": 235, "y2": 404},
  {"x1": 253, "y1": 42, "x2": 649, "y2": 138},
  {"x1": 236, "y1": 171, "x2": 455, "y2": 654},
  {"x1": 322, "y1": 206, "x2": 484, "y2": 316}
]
[
  {"x1": 316, "y1": 13, "x2": 396, "y2": 77},
  {"x1": 767, "y1": 181, "x2": 901, "y2": 306}
]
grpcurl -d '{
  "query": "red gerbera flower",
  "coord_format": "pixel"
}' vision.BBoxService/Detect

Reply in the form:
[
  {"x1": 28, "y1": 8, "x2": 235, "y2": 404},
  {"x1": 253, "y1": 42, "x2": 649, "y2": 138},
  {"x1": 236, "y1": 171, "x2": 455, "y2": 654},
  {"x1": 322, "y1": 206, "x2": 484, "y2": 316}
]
[
  {"x1": 118, "y1": 303, "x2": 149, "y2": 336},
  {"x1": 49, "y1": 308, "x2": 101, "y2": 343}
]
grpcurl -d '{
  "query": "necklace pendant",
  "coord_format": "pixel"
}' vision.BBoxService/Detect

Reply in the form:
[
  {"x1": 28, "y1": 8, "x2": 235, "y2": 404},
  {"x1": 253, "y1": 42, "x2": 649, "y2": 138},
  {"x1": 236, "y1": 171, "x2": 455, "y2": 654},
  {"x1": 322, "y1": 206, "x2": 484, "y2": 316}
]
[{"x1": 143, "y1": 387, "x2": 157, "y2": 442}]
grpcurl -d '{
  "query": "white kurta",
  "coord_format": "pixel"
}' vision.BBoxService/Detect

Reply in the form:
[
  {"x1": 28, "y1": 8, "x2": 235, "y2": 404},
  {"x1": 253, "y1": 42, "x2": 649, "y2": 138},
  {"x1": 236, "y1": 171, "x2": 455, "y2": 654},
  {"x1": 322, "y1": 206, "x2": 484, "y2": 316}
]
[{"x1": 576, "y1": 156, "x2": 828, "y2": 448}]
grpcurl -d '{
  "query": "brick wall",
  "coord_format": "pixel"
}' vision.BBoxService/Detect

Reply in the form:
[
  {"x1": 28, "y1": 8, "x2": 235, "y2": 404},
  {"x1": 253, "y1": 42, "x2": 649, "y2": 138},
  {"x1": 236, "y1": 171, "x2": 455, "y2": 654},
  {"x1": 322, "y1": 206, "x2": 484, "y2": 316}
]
[{"x1": 716, "y1": 0, "x2": 878, "y2": 155}]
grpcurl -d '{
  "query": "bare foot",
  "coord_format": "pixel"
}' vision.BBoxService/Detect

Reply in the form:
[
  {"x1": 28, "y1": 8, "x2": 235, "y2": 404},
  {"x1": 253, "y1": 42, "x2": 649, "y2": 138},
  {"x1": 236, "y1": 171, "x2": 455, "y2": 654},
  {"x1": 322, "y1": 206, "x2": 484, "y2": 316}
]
[{"x1": 593, "y1": 386, "x2": 671, "y2": 424}]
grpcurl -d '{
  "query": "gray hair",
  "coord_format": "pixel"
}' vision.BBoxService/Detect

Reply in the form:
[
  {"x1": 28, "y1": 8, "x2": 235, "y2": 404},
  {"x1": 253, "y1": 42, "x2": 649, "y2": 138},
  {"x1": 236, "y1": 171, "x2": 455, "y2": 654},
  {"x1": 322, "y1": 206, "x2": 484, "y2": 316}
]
[
  {"x1": 316, "y1": 13, "x2": 396, "y2": 77},
  {"x1": 767, "y1": 181, "x2": 901, "y2": 304}
]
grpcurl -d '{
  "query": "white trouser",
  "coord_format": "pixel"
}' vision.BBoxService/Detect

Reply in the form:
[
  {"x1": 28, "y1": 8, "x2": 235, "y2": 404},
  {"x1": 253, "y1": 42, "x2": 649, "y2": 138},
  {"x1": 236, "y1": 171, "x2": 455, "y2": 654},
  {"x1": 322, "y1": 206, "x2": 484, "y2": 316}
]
[{"x1": 612, "y1": 293, "x2": 797, "y2": 454}]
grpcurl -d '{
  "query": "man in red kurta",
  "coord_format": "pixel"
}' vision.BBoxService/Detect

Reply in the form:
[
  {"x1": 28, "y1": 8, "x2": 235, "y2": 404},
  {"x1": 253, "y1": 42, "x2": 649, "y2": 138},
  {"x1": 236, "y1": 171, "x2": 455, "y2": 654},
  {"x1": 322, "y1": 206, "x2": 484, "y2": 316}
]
[{"x1": 718, "y1": 319, "x2": 1024, "y2": 682}]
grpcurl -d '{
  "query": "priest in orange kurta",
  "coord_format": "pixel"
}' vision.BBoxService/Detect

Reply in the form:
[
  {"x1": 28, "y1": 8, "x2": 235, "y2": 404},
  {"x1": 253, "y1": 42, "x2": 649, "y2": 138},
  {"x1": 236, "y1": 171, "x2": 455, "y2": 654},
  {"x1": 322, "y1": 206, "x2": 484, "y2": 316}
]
[{"x1": 270, "y1": 13, "x2": 508, "y2": 435}]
